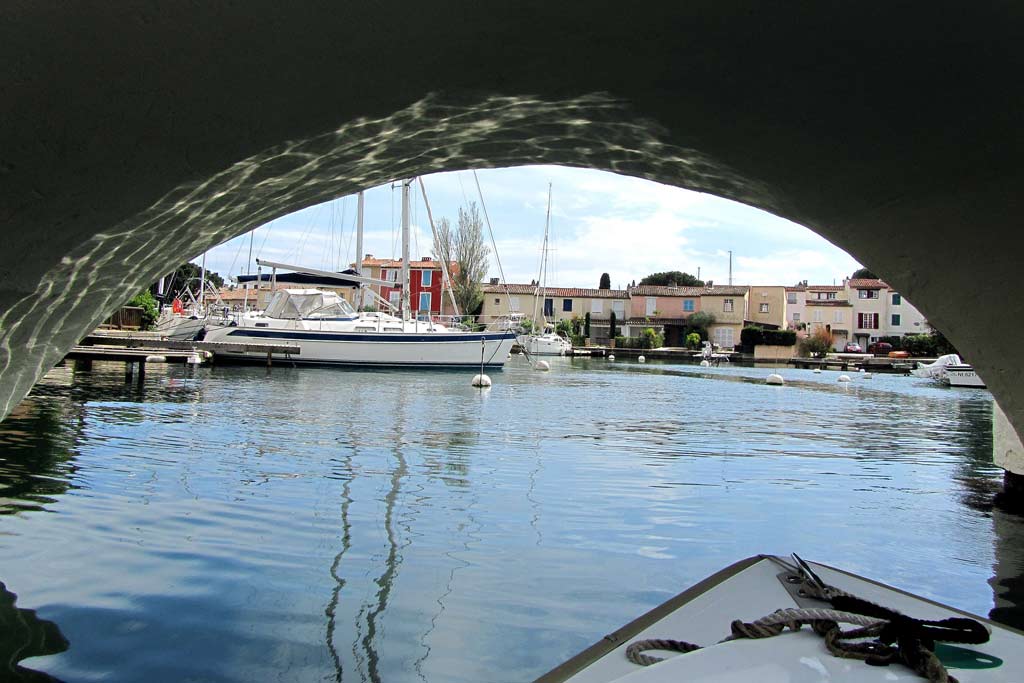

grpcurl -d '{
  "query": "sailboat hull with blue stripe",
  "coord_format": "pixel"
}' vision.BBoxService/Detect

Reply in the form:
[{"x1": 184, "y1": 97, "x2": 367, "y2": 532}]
[{"x1": 203, "y1": 289, "x2": 515, "y2": 368}]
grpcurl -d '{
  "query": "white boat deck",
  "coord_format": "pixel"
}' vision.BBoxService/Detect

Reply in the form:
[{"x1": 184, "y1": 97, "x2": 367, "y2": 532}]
[{"x1": 539, "y1": 555, "x2": 1019, "y2": 682}]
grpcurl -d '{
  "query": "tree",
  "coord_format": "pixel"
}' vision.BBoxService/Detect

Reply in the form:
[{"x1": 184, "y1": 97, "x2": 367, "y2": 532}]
[
  {"x1": 432, "y1": 202, "x2": 490, "y2": 320},
  {"x1": 685, "y1": 332, "x2": 702, "y2": 349},
  {"x1": 158, "y1": 261, "x2": 224, "y2": 300},
  {"x1": 639, "y1": 270, "x2": 704, "y2": 287},
  {"x1": 684, "y1": 310, "x2": 715, "y2": 340},
  {"x1": 584, "y1": 312, "x2": 591, "y2": 338},
  {"x1": 851, "y1": 267, "x2": 878, "y2": 280},
  {"x1": 609, "y1": 311, "x2": 617, "y2": 340},
  {"x1": 599, "y1": 272, "x2": 611, "y2": 289}
]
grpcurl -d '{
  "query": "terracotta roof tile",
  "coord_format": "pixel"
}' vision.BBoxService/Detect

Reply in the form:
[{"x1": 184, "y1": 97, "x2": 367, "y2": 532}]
[
  {"x1": 847, "y1": 278, "x2": 890, "y2": 289},
  {"x1": 482, "y1": 283, "x2": 629, "y2": 298},
  {"x1": 630, "y1": 285, "x2": 748, "y2": 297}
]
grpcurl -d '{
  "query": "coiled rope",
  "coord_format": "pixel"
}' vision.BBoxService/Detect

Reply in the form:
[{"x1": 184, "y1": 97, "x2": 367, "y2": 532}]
[{"x1": 626, "y1": 590, "x2": 989, "y2": 683}]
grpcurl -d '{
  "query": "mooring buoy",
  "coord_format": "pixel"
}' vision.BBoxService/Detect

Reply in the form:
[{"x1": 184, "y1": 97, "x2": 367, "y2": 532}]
[
  {"x1": 638, "y1": 355, "x2": 646, "y2": 363},
  {"x1": 838, "y1": 374, "x2": 851, "y2": 382},
  {"x1": 471, "y1": 374, "x2": 492, "y2": 387},
  {"x1": 145, "y1": 355, "x2": 167, "y2": 363},
  {"x1": 766, "y1": 373, "x2": 785, "y2": 385},
  {"x1": 700, "y1": 360, "x2": 710, "y2": 367},
  {"x1": 608, "y1": 354, "x2": 615, "y2": 361},
  {"x1": 534, "y1": 360, "x2": 551, "y2": 371}
]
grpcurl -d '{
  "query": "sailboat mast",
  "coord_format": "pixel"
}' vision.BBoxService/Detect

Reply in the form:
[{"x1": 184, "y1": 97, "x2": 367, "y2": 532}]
[
  {"x1": 536, "y1": 183, "x2": 552, "y2": 326},
  {"x1": 355, "y1": 190, "x2": 365, "y2": 309},
  {"x1": 400, "y1": 179, "x2": 412, "y2": 321},
  {"x1": 199, "y1": 252, "x2": 207, "y2": 310}
]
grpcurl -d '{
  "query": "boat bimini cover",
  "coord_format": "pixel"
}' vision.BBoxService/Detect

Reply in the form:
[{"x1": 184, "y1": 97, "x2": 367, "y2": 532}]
[{"x1": 263, "y1": 289, "x2": 354, "y2": 320}]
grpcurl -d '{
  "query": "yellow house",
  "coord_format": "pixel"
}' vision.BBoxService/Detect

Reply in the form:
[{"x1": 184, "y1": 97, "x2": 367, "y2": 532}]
[
  {"x1": 480, "y1": 282, "x2": 628, "y2": 343},
  {"x1": 746, "y1": 285, "x2": 787, "y2": 328},
  {"x1": 699, "y1": 286, "x2": 749, "y2": 349}
]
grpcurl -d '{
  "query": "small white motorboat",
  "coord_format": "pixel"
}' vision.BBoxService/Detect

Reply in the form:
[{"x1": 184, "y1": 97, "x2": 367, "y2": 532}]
[
  {"x1": 912, "y1": 354, "x2": 986, "y2": 388},
  {"x1": 537, "y1": 554, "x2": 1018, "y2": 682}
]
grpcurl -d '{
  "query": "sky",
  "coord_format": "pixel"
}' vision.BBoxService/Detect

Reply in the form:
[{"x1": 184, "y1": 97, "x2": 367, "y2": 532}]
[{"x1": 200, "y1": 165, "x2": 862, "y2": 290}]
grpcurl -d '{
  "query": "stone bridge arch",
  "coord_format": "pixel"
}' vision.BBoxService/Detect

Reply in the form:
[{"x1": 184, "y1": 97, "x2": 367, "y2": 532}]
[{"x1": 2, "y1": 3, "x2": 1022, "y2": 439}]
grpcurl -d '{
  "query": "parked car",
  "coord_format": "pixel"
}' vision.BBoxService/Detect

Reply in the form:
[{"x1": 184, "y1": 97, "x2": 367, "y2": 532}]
[
  {"x1": 843, "y1": 342, "x2": 863, "y2": 353},
  {"x1": 867, "y1": 341, "x2": 893, "y2": 355}
]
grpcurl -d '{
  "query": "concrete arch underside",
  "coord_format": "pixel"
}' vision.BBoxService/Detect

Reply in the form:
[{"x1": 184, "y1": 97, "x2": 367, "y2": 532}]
[{"x1": 2, "y1": 3, "x2": 1023, "y2": 437}]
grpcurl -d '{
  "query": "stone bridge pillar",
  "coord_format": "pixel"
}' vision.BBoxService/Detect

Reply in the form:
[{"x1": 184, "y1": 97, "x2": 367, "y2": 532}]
[{"x1": 994, "y1": 403, "x2": 1024, "y2": 510}]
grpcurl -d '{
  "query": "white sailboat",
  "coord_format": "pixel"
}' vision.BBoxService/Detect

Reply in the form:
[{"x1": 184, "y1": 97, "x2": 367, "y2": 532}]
[
  {"x1": 203, "y1": 179, "x2": 516, "y2": 368},
  {"x1": 517, "y1": 184, "x2": 572, "y2": 356}
]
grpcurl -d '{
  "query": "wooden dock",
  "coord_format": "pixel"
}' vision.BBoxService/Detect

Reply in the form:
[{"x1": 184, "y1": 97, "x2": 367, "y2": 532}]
[{"x1": 69, "y1": 334, "x2": 301, "y2": 377}]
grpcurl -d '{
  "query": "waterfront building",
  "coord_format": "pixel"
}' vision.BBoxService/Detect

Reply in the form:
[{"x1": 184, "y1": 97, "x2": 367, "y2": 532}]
[
  {"x1": 620, "y1": 284, "x2": 749, "y2": 349},
  {"x1": 699, "y1": 286, "x2": 750, "y2": 350},
  {"x1": 746, "y1": 285, "x2": 788, "y2": 329},
  {"x1": 480, "y1": 282, "x2": 628, "y2": 342},
  {"x1": 845, "y1": 278, "x2": 928, "y2": 347},
  {"x1": 353, "y1": 255, "x2": 457, "y2": 317}
]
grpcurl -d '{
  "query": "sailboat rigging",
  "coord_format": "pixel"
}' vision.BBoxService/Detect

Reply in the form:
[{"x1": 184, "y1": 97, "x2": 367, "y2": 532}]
[
  {"x1": 203, "y1": 179, "x2": 517, "y2": 368},
  {"x1": 517, "y1": 184, "x2": 572, "y2": 356}
]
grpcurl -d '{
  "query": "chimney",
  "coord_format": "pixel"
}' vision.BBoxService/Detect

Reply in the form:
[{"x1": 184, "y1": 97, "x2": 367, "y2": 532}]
[
  {"x1": 421, "y1": 256, "x2": 432, "y2": 261},
  {"x1": 490, "y1": 277, "x2": 499, "y2": 285}
]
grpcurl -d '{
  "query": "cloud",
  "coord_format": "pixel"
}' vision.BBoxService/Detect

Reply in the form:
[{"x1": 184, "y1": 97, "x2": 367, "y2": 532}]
[{"x1": 197, "y1": 166, "x2": 862, "y2": 288}]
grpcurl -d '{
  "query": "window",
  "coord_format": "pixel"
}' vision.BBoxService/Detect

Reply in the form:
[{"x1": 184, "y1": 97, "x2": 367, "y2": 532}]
[
  {"x1": 563, "y1": 299, "x2": 572, "y2": 312},
  {"x1": 713, "y1": 326, "x2": 734, "y2": 348},
  {"x1": 612, "y1": 300, "x2": 625, "y2": 317},
  {"x1": 858, "y1": 289, "x2": 879, "y2": 299},
  {"x1": 645, "y1": 297, "x2": 657, "y2": 315},
  {"x1": 834, "y1": 310, "x2": 843, "y2": 323},
  {"x1": 384, "y1": 269, "x2": 398, "y2": 282},
  {"x1": 683, "y1": 299, "x2": 695, "y2": 312},
  {"x1": 591, "y1": 299, "x2": 603, "y2": 314},
  {"x1": 510, "y1": 296, "x2": 520, "y2": 312},
  {"x1": 787, "y1": 292, "x2": 797, "y2": 304},
  {"x1": 827, "y1": 292, "x2": 836, "y2": 300},
  {"x1": 813, "y1": 309, "x2": 822, "y2": 322},
  {"x1": 892, "y1": 293, "x2": 901, "y2": 305},
  {"x1": 421, "y1": 270, "x2": 432, "y2": 286},
  {"x1": 891, "y1": 314, "x2": 901, "y2": 326},
  {"x1": 759, "y1": 303, "x2": 769, "y2": 313},
  {"x1": 419, "y1": 292, "x2": 432, "y2": 312},
  {"x1": 544, "y1": 298, "x2": 553, "y2": 317},
  {"x1": 723, "y1": 299, "x2": 734, "y2": 312},
  {"x1": 388, "y1": 291, "x2": 400, "y2": 306},
  {"x1": 858, "y1": 313, "x2": 879, "y2": 329},
  {"x1": 792, "y1": 313, "x2": 801, "y2": 322},
  {"x1": 494, "y1": 298, "x2": 500, "y2": 305}
]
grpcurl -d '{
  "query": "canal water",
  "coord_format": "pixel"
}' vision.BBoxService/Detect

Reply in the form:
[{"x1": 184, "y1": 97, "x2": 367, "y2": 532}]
[{"x1": 1, "y1": 357, "x2": 1022, "y2": 682}]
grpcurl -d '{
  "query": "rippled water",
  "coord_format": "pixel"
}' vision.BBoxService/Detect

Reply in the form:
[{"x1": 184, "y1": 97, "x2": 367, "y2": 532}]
[{"x1": 1, "y1": 358, "x2": 1022, "y2": 682}]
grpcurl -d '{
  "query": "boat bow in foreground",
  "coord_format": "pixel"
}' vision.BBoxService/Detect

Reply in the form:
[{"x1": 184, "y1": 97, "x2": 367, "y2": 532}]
[{"x1": 538, "y1": 554, "x2": 1018, "y2": 682}]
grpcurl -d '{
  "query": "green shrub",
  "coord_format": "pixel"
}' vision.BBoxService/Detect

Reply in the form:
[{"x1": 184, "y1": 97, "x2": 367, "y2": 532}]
[
  {"x1": 127, "y1": 290, "x2": 159, "y2": 330},
  {"x1": 902, "y1": 333, "x2": 937, "y2": 357},
  {"x1": 799, "y1": 328, "x2": 833, "y2": 357},
  {"x1": 685, "y1": 332, "x2": 701, "y2": 349},
  {"x1": 741, "y1": 326, "x2": 764, "y2": 347},
  {"x1": 639, "y1": 327, "x2": 664, "y2": 349},
  {"x1": 762, "y1": 329, "x2": 797, "y2": 346}
]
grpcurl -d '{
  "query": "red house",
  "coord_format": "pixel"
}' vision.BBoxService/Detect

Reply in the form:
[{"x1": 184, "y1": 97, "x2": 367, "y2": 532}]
[{"x1": 373, "y1": 256, "x2": 453, "y2": 318}]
